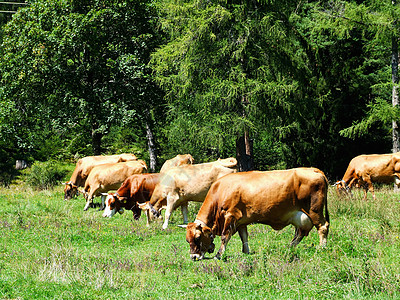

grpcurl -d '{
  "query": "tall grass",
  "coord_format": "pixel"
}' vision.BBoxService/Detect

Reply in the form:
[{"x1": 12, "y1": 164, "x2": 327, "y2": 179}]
[{"x1": 1, "y1": 183, "x2": 400, "y2": 299}]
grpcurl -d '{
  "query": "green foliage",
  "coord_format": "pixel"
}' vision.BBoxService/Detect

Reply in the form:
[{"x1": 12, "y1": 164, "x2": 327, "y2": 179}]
[
  {"x1": 102, "y1": 125, "x2": 149, "y2": 161},
  {"x1": 151, "y1": 0, "x2": 312, "y2": 165},
  {"x1": 148, "y1": 0, "x2": 400, "y2": 174},
  {"x1": 21, "y1": 161, "x2": 70, "y2": 190},
  {"x1": 0, "y1": 0, "x2": 163, "y2": 159},
  {"x1": 340, "y1": 98, "x2": 400, "y2": 138},
  {"x1": 307, "y1": 0, "x2": 399, "y2": 143}
]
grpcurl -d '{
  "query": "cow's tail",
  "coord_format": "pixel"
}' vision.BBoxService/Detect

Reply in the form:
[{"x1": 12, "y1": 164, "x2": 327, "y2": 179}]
[
  {"x1": 324, "y1": 191, "x2": 330, "y2": 223},
  {"x1": 314, "y1": 168, "x2": 330, "y2": 224},
  {"x1": 322, "y1": 173, "x2": 330, "y2": 224}
]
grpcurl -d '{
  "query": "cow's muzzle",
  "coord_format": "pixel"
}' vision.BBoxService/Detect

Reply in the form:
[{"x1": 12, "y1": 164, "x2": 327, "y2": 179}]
[{"x1": 148, "y1": 203, "x2": 160, "y2": 218}]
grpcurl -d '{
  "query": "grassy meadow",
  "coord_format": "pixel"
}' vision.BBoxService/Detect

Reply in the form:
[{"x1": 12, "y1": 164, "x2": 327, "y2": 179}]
[{"x1": 1, "y1": 177, "x2": 400, "y2": 299}]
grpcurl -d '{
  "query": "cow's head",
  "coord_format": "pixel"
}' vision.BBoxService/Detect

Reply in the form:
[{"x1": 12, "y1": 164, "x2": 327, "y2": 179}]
[
  {"x1": 334, "y1": 180, "x2": 352, "y2": 196},
  {"x1": 186, "y1": 222, "x2": 215, "y2": 261},
  {"x1": 102, "y1": 193, "x2": 125, "y2": 218},
  {"x1": 138, "y1": 202, "x2": 161, "y2": 218},
  {"x1": 63, "y1": 181, "x2": 78, "y2": 200}
]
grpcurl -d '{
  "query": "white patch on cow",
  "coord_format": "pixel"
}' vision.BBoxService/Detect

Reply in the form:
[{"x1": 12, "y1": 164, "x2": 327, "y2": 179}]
[
  {"x1": 395, "y1": 176, "x2": 400, "y2": 187},
  {"x1": 190, "y1": 253, "x2": 204, "y2": 261},
  {"x1": 318, "y1": 221, "x2": 329, "y2": 247},
  {"x1": 290, "y1": 211, "x2": 313, "y2": 231},
  {"x1": 194, "y1": 219, "x2": 206, "y2": 227},
  {"x1": 102, "y1": 195, "x2": 117, "y2": 218},
  {"x1": 83, "y1": 200, "x2": 91, "y2": 211}
]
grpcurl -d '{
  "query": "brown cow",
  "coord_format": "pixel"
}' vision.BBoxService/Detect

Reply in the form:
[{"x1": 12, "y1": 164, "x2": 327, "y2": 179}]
[
  {"x1": 335, "y1": 153, "x2": 400, "y2": 200},
  {"x1": 160, "y1": 154, "x2": 194, "y2": 173},
  {"x1": 82, "y1": 160, "x2": 147, "y2": 211},
  {"x1": 139, "y1": 158, "x2": 238, "y2": 229},
  {"x1": 185, "y1": 168, "x2": 330, "y2": 260},
  {"x1": 102, "y1": 173, "x2": 161, "y2": 222},
  {"x1": 63, "y1": 153, "x2": 137, "y2": 200}
]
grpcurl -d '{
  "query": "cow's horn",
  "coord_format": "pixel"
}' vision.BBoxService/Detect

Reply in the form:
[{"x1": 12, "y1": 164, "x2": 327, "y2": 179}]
[{"x1": 178, "y1": 224, "x2": 188, "y2": 228}]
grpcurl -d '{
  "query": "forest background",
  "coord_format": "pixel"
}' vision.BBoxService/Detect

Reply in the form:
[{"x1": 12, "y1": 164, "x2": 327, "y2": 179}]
[{"x1": 1, "y1": 0, "x2": 400, "y2": 183}]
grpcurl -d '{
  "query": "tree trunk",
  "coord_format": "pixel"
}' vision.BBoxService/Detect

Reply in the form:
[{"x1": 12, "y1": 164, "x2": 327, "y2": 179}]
[
  {"x1": 236, "y1": 95, "x2": 254, "y2": 172},
  {"x1": 236, "y1": 129, "x2": 254, "y2": 172},
  {"x1": 91, "y1": 122, "x2": 103, "y2": 155},
  {"x1": 392, "y1": 32, "x2": 399, "y2": 153},
  {"x1": 392, "y1": 4, "x2": 399, "y2": 191},
  {"x1": 145, "y1": 111, "x2": 157, "y2": 172}
]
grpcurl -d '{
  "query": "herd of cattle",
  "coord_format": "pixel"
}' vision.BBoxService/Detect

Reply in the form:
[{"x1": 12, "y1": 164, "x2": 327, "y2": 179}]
[{"x1": 62, "y1": 152, "x2": 400, "y2": 260}]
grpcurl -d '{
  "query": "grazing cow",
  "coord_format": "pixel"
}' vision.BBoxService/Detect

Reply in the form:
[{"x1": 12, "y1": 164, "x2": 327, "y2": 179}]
[
  {"x1": 335, "y1": 153, "x2": 400, "y2": 200},
  {"x1": 185, "y1": 168, "x2": 330, "y2": 260},
  {"x1": 139, "y1": 158, "x2": 238, "y2": 229},
  {"x1": 82, "y1": 160, "x2": 147, "y2": 211},
  {"x1": 160, "y1": 154, "x2": 194, "y2": 173},
  {"x1": 102, "y1": 173, "x2": 161, "y2": 222},
  {"x1": 63, "y1": 153, "x2": 137, "y2": 200}
]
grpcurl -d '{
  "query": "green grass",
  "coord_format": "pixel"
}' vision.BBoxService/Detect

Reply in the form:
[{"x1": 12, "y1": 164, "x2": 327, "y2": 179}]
[{"x1": 1, "y1": 183, "x2": 400, "y2": 299}]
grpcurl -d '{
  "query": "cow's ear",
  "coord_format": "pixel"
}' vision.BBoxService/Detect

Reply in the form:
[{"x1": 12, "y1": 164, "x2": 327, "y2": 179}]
[
  {"x1": 138, "y1": 202, "x2": 150, "y2": 210},
  {"x1": 118, "y1": 196, "x2": 128, "y2": 204},
  {"x1": 130, "y1": 177, "x2": 144, "y2": 194},
  {"x1": 202, "y1": 225, "x2": 212, "y2": 235}
]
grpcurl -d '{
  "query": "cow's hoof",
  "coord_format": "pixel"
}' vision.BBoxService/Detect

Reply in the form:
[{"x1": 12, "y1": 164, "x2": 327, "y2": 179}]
[{"x1": 214, "y1": 254, "x2": 222, "y2": 260}]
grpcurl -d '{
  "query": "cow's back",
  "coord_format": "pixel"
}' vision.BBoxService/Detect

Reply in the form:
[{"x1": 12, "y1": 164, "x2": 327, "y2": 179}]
[
  {"x1": 160, "y1": 154, "x2": 194, "y2": 173},
  {"x1": 351, "y1": 154, "x2": 396, "y2": 182},
  {"x1": 159, "y1": 160, "x2": 236, "y2": 201},
  {"x1": 74, "y1": 154, "x2": 137, "y2": 183},
  {"x1": 87, "y1": 160, "x2": 146, "y2": 186}
]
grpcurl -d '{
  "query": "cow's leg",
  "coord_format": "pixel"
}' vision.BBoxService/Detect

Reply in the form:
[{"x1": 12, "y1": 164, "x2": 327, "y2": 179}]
[
  {"x1": 181, "y1": 203, "x2": 189, "y2": 225},
  {"x1": 162, "y1": 205, "x2": 172, "y2": 229},
  {"x1": 98, "y1": 194, "x2": 106, "y2": 211},
  {"x1": 368, "y1": 182, "x2": 376, "y2": 201},
  {"x1": 317, "y1": 221, "x2": 329, "y2": 247},
  {"x1": 347, "y1": 178, "x2": 358, "y2": 197},
  {"x1": 290, "y1": 228, "x2": 306, "y2": 247},
  {"x1": 362, "y1": 186, "x2": 368, "y2": 201},
  {"x1": 83, "y1": 184, "x2": 100, "y2": 211},
  {"x1": 145, "y1": 209, "x2": 151, "y2": 226},
  {"x1": 138, "y1": 202, "x2": 156, "y2": 226},
  {"x1": 394, "y1": 174, "x2": 400, "y2": 188},
  {"x1": 237, "y1": 225, "x2": 250, "y2": 254},
  {"x1": 162, "y1": 203, "x2": 174, "y2": 230},
  {"x1": 308, "y1": 192, "x2": 330, "y2": 247},
  {"x1": 290, "y1": 211, "x2": 313, "y2": 247},
  {"x1": 348, "y1": 177, "x2": 357, "y2": 188},
  {"x1": 361, "y1": 176, "x2": 375, "y2": 200},
  {"x1": 215, "y1": 214, "x2": 236, "y2": 260},
  {"x1": 162, "y1": 193, "x2": 179, "y2": 230},
  {"x1": 83, "y1": 195, "x2": 93, "y2": 211}
]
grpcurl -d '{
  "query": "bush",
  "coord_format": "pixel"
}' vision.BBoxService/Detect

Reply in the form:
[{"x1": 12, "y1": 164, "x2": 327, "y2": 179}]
[{"x1": 22, "y1": 161, "x2": 69, "y2": 190}]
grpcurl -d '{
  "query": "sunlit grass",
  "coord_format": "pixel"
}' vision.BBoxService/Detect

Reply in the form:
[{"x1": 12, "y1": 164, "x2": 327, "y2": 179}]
[{"x1": 1, "y1": 183, "x2": 400, "y2": 299}]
